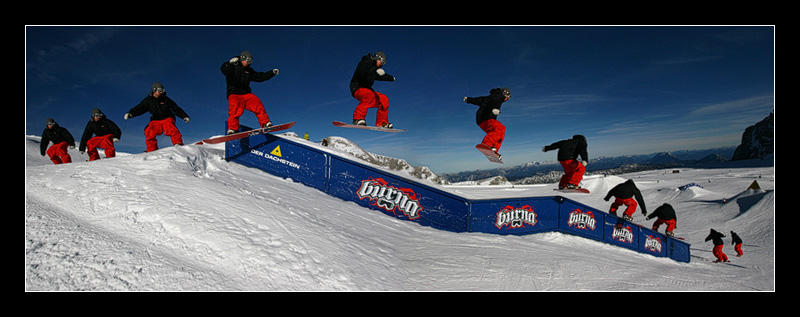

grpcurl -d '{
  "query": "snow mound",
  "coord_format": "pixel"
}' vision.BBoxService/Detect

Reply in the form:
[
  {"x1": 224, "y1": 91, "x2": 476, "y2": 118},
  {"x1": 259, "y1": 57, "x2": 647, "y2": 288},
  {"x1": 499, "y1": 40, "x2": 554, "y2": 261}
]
[
  {"x1": 580, "y1": 174, "x2": 627, "y2": 194},
  {"x1": 26, "y1": 135, "x2": 775, "y2": 291}
]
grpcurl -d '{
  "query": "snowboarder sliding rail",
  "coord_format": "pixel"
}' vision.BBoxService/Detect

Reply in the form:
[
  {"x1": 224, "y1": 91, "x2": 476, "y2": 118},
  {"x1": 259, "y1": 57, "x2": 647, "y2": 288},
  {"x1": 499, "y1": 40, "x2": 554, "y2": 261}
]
[
  {"x1": 604, "y1": 179, "x2": 648, "y2": 221},
  {"x1": 40, "y1": 118, "x2": 75, "y2": 165},
  {"x1": 465, "y1": 88, "x2": 511, "y2": 162},
  {"x1": 222, "y1": 50, "x2": 279, "y2": 135},
  {"x1": 647, "y1": 203, "x2": 676, "y2": 237},
  {"x1": 124, "y1": 82, "x2": 190, "y2": 152},
  {"x1": 543, "y1": 135, "x2": 588, "y2": 190}
]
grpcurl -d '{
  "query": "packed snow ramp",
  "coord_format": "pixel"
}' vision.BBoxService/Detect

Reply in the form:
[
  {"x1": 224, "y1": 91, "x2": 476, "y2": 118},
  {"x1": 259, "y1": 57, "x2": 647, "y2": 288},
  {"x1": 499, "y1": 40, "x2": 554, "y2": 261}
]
[{"x1": 225, "y1": 129, "x2": 691, "y2": 263}]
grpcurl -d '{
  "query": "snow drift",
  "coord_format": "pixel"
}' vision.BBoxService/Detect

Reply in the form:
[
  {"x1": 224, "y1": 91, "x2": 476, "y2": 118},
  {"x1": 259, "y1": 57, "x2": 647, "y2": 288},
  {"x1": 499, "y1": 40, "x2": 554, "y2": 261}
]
[{"x1": 25, "y1": 135, "x2": 774, "y2": 291}]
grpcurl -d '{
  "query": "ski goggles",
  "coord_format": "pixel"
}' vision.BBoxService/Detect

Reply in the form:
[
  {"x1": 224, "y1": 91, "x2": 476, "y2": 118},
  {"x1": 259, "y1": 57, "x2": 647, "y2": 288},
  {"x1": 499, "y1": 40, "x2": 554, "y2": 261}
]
[
  {"x1": 152, "y1": 87, "x2": 165, "y2": 93},
  {"x1": 240, "y1": 55, "x2": 253, "y2": 63}
]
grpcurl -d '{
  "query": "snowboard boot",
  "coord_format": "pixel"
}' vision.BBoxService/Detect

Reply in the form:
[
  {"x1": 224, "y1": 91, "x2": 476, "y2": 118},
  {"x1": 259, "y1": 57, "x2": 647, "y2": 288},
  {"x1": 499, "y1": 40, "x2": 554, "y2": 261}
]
[
  {"x1": 623, "y1": 215, "x2": 633, "y2": 221},
  {"x1": 380, "y1": 122, "x2": 394, "y2": 129},
  {"x1": 227, "y1": 129, "x2": 235, "y2": 135},
  {"x1": 353, "y1": 119, "x2": 366, "y2": 126},
  {"x1": 492, "y1": 147, "x2": 501, "y2": 160},
  {"x1": 566, "y1": 183, "x2": 580, "y2": 190},
  {"x1": 260, "y1": 121, "x2": 273, "y2": 132}
]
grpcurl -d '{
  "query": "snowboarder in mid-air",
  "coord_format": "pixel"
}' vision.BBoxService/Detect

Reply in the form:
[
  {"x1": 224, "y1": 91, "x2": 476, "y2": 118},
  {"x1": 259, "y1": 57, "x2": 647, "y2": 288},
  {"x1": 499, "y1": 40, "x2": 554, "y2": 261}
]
[
  {"x1": 705, "y1": 228, "x2": 729, "y2": 263},
  {"x1": 604, "y1": 179, "x2": 648, "y2": 221},
  {"x1": 349, "y1": 51, "x2": 396, "y2": 128},
  {"x1": 465, "y1": 88, "x2": 511, "y2": 160},
  {"x1": 543, "y1": 135, "x2": 588, "y2": 190},
  {"x1": 124, "y1": 82, "x2": 190, "y2": 152},
  {"x1": 221, "y1": 50, "x2": 279, "y2": 135},
  {"x1": 40, "y1": 118, "x2": 75, "y2": 165},
  {"x1": 647, "y1": 203, "x2": 676, "y2": 237},
  {"x1": 79, "y1": 108, "x2": 121, "y2": 161}
]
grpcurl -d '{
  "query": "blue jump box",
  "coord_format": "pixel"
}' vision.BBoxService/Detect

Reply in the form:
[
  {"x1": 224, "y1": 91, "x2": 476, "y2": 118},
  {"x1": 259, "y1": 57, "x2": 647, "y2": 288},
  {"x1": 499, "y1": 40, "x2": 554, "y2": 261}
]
[{"x1": 225, "y1": 128, "x2": 690, "y2": 263}]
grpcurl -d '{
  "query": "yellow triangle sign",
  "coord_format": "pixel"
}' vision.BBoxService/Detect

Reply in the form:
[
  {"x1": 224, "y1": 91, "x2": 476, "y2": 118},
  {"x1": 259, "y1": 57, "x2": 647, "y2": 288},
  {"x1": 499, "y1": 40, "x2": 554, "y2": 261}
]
[{"x1": 270, "y1": 145, "x2": 282, "y2": 157}]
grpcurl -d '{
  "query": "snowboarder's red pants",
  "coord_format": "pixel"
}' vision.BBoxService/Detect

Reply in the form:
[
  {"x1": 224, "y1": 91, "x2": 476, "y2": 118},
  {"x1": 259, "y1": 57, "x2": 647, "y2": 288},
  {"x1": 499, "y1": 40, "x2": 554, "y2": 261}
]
[
  {"x1": 86, "y1": 134, "x2": 115, "y2": 161},
  {"x1": 352, "y1": 88, "x2": 389, "y2": 126},
  {"x1": 559, "y1": 159, "x2": 585, "y2": 188},
  {"x1": 713, "y1": 244, "x2": 728, "y2": 262},
  {"x1": 227, "y1": 93, "x2": 270, "y2": 131},
  {"x1": 734, "y1": 243, "x2": 743, "y2": 256},
  {"x1": 46, "y1": 141, "x2": 72, "y2": 165},
  {"x1": 609, "y1": 197, "x2": 638, "y2": 217},
  {"x1": 478, "y1": 119, "x2": 506, "y2": 151},
  {"x1": 144, "y1": 117, "x2": 183, "y2": 152},
  {"x1": 652, "y1": 218, "x2": 676, "y2": 234}
]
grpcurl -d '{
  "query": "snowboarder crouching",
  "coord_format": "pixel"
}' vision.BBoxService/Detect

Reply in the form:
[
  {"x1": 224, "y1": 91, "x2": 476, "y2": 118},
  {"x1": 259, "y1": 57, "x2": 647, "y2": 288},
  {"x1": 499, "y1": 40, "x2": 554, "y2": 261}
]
[
  {"x1": 350, "y1": 51, "x2": 396, "y2": 128},
  {"x1": 705, "y1": 228, "x2": 729, "y2": 263},
  {"x1": 80, "y1": 108, "x2": 121, "y2": 161},
  {"x1": 464, "y1": 88, "x2": 511, "y2": 159},
  {"x1": 646, "y1": 203, "x2": 676, "y2": 237},
  {"x1": 124, "y1": 82, "x2": 190, "y2": 152},
  {"x1": 221, "y1": 50, "x2": 278, "y2": 134},
  {"x1": 604, "y1": 179, "x2": 647, "y2": 221},
  {"x1": 40, "y1": 118, "x2": 75, "y2": 164},
  {"x1": 543, "y1": 135, "x2": 588, "y2": 190}
]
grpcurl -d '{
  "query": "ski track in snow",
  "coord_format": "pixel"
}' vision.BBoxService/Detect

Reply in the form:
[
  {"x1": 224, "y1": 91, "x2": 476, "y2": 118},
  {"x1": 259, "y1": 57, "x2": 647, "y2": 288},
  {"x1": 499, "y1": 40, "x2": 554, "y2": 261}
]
[{"x1": 25, "y1": 135, "x2": 774, "y2": 291}]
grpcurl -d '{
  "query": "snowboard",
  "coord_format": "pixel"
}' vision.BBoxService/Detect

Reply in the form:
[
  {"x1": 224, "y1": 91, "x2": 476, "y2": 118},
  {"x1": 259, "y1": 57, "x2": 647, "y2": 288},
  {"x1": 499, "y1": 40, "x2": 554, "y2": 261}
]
[
  {"x1": 202, "y1": 121, "x2": 296, "y2": 144},
  {"x1": 553, "y1": 188, "x2": 590, "y2": 194},
  {"x1": 475, "y1": 144, "x2": 503, "y2": 164},
  {"x1": 332, "y1": 121, "x2": 407, "y2": 132}
]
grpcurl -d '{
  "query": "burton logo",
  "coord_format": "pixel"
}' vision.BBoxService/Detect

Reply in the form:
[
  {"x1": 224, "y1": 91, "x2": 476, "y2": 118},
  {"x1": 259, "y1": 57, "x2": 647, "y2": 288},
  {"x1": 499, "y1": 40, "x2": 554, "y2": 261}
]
[
  {"x1": 357, "y1": 178, "x2": 422, "y2": 220},
  {"x1": 644, "y1": 235, "x2": 663, "y2": 253},
  {"x1": 495, "y1": 205, "x2": 538, "y2": 230},
  {"x1": 612, "y1": 226, "x2": 634, "y2": 244},
  {"x1": 567, "y1": 208, "x2": 596, "y2": 231}
]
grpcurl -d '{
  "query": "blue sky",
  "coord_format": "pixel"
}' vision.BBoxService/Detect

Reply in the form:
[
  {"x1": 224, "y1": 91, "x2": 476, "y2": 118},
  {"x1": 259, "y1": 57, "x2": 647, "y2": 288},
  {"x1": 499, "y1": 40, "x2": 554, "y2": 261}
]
[{"x1": 26, "y1": 26, "x2": 774, "y2": 173}]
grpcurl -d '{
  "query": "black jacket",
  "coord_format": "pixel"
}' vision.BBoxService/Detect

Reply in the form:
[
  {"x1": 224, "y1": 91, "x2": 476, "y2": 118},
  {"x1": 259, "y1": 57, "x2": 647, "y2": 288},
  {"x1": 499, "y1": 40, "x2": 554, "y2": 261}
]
[
  {"x1": 40, "y1": 123, "x2": 75, "y2": 155},
  {"x1": 731, "y1": 231, "x2": 743, "y2": 244},
  {"x1": 79, "y1": 117, "x2": 121, "y2": 152},
  {"x1": 221, "y1": 58, "x2": 275, "y2": 96},
  {"x1": 544, "y1": 135, "x2": 588, "y2": 162},
  {"x1": 646, "y1": 203, "x2": 675, "y2": 221},
  {"x1": 605, "y1": 179, "x2": 647, "y2": 213},
  {"x1": 127, "y1": 94, "x2": 189, "y2": 122},
  {"x1": 349, "y1": 53, "x2": 395, "y2": 95},
  {"x1": 705, "y1": 229, "x2": 725, "y2": 246},
  {"x1": 465, "y1": 88, "x2": 508, "y2": 124}
]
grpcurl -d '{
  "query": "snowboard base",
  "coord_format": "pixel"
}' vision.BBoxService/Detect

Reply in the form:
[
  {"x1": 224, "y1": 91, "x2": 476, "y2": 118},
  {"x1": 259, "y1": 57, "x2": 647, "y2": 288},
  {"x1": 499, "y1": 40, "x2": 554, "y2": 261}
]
[
  {"x1": 553, "y1": 188, "x2": 590, "y2": 194},
  {"x1": 202, "y1": 121, "x2": 296, "y2": 144},
  {"x1": 475, "y1": 144, "x2": 503, "y2": 164},
  {"x1": 332, "y1": 121, "x2": 406, "y2": 132}
]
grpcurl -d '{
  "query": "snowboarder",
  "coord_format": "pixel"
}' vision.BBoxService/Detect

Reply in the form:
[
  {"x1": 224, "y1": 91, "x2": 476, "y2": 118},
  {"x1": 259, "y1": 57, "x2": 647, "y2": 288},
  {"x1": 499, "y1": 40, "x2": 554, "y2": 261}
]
[
  {"x1": 40, "y1": 118, "x2": 75, "y2": 165},
  {"x1": 349, "y1": 51, "x2": 396, "y2": 128},
  {"x1": 646, "y1": 203, "x2": 676, "y2": 237},
  {"x1": 542, "y1": 135, "x2": 588, "y2": 190},
  {"x1": 124, "y1": 82, "x2": 190, "y2": 152},
  {"x1": 731, "y1": 231, "x2": 744, "y2": 257},
  {"x1": 221, "y1": 50, "x2": 279, "y2": 134},
  {"x1": 604, "y1": 179, "x2": 648, "y2": 221},
  {"x1": 79, "y1": 108, "x2": 122, "y2": 161},
  {"x1": 464, "y1": 88, "x2": 511, "y2": 159},
  {"x1": 705, "y1": 228, "x2": 729, "y2": 263}
]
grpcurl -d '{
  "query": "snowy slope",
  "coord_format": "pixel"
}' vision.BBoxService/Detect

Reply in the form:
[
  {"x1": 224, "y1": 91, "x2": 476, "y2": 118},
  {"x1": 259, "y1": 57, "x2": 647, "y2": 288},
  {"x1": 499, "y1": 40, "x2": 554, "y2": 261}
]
[{"x1": 25, "y1": 135, "x2": 774, "y2": 291}]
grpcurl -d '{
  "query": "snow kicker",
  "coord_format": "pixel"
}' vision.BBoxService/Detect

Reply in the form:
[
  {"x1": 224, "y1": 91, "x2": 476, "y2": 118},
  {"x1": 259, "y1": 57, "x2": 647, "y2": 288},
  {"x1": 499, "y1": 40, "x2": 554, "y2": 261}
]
[{"x1": 223, "y1": 125, "x2": 691, "y2": 263}]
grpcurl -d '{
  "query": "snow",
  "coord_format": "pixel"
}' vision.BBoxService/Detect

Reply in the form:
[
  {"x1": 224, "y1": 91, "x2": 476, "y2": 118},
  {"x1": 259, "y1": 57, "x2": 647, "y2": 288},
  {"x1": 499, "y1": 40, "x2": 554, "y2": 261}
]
[{"x1": 25, "y1": 135, "x2": 774, "y2": 291}]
